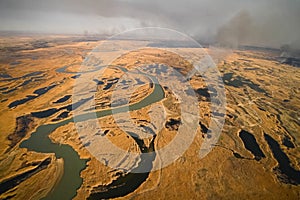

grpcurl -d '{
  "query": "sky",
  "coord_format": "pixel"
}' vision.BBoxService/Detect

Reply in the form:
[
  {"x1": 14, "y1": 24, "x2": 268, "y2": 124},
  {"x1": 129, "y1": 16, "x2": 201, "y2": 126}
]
[{"x1": 0, "y1": 0, "x2": 299, "y2": 48}]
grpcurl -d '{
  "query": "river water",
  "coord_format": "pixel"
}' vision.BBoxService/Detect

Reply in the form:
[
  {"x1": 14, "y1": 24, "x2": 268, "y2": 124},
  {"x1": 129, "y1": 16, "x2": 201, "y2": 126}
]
[{"x1": 20, "y1": 72, "x2": 165, "y2": 199}]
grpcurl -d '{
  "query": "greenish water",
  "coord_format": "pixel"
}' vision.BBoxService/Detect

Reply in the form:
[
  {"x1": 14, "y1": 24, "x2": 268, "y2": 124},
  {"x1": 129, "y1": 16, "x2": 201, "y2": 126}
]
[{"x1": 20, "y1": 74, "x2": 164, "y2": 200}]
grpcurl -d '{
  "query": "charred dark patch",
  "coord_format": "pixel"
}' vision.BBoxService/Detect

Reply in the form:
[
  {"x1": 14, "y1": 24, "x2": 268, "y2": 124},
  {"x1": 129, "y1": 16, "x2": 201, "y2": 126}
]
[
  {"x1": 244, "y1": 67, "x2": 259, "y2": 70},
  {"x1": 8, "y1": 95, "x2": 37, "y2": 108},
  {"x1": 64, "y1": 96, "x2": 93, "y2": 111},
  {"x1": 57, "y1": 111, "x2": 69, "y2": 119},
  {"x1": 0, "y1": 73, "x2": 11, "y2": 79},
  {"x1": 165, "y1": 118, "x2": 181, "y2": 131},
  {"x1": 1, "y1": 74, "x2": 46, "y2": 95},
  {"x1": 135, "y1": 78, "x2": 145, "y2": 85},
  {"x1": 31, "y1": 40, "x2": 50, "y2": 49},
  {"x1": 258, "y1": 107, "x2": 266, "y2": 111},
  {"x1": 32, "y1": 108, "x2": 59, "y2": 118},
  {"x1": 8, "y1": 84, "x2": 57, "y2": 108},
  {"x1": 239, "y1": 130, "x2": 265, "y2": 161},
  {"x1": 95, "y1": 129, "x2": 110, "y2": 137},
  {"x1": 212, "y1": 112, "x2": 225, "y2": 117},
  {"x1": 10, "y1": 61, "x2": 21, "y2": 67},
  {"x1": 147, "y1": 41, "x2": 200, "y2": 48},
  {"x1": 2, "y1": 88, "x2": 17, "y2": 94},
  {"x1": 103, "y1": 82, "x2": 114, "y2": 90},
  {"x1": 6, "y1": 115, "x2": 34, "y2": 152},
  {"x1": 1, "y1": 194, "x2": 16, "y2": 200},
  {"x1": 71, "y1": 74, "x2": 81, "y2": 79},
  {"x1": 0, "y1": 87, "x2": 9, "y2": 91},
  {"x1": 233, "y1": 152, "x2": 245, "y2": 159},
  {"x1": 185, "y1": 88, "x2": 195, "y2": 96},
  {"x1": 3, "y1": 71, "x2": 43, "y2": 81},
  {"x1": 195, "y1": 88, "x2": 210, "y2": 100},
  {"x1": 264, "y1": 133, "x2": 300, "y2": 185},
  {"x1": 0, "y1": 158, "x2": 51, "y2": 195},
  {"x1": 199, "y1": 121, "x2": 212, "y2": 138},
  {"x1": 51, "y1": 111, "x2": 70, "y2": 122},
  {"x1": 223, "y1": 72, "x2": 266, "y2": 94},
  {"x1": 280, "y1": 57, "x2": 300, "y2": 67},
  {"x1": 32, "y1": 96, "x2": 92, "y2": 120},
  {"x1": 93, "y1": 79, "x2": 104, "y2": 85},
  {"x1": 22, "y1": 71, "x2": 44, "y2": 79},
  {"x1": 282, "y1": 136, "x2": 295, "y2": 148},
  {"x1": 33, "y1": 84, "x2": 56, "y2": 95},
  {"x1": 199, "y1": 121, "x2": 208, "y2": 133},
  {"x1": 102, "y1": 78, "x2": 119, "y2": 91},
  {"x1": 53, "y1": 95, "x2": 72, "y2": 104},
  {"x1": 19, "y1": 79, "x2": 32, "y2": 87}
]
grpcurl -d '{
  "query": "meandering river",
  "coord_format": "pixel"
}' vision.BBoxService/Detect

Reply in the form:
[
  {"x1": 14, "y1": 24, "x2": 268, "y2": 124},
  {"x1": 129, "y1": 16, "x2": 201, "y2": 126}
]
[{"x1": 20, "y1": 69, "x2": 165, "y2": 199}]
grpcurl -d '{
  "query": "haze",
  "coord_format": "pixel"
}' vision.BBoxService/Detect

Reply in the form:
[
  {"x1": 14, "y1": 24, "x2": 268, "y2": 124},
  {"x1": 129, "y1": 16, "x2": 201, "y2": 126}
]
[{"x1": 0, "y1": 0, "x2": 299, "y2": 48}]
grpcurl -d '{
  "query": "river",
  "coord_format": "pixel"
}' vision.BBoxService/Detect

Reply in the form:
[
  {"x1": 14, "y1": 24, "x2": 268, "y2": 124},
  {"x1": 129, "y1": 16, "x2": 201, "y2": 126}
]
[{"x1": 20, "y1": 70, "x2": 165, "y2": 199}]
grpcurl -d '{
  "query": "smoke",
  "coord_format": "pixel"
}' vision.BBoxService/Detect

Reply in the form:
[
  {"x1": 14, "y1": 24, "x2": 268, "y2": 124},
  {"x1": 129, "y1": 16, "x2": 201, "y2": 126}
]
[
  {"x1": 216, "y1": 10, "x2": 253, "y2": 47},
  {"x1": 215, "y1": 0, "x2": 300, "y2": 48},
  {"x1": 0, "y1": 0, "x2": 299, "y2": 48}
]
